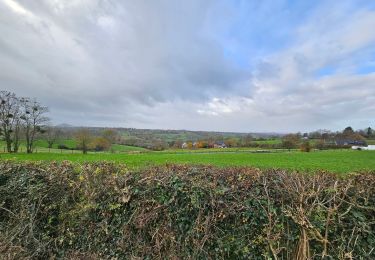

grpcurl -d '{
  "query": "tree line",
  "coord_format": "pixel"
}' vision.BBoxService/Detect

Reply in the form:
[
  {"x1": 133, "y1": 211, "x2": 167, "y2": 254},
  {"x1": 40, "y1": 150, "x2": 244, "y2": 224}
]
[
  {"x1": 0, "y1": 91, "x2": 123, "y2": 154},
  {"x1": 175, "y1": 126, "x2": 374, "y2": 152},
  {"x1": 281, "y1": 126, "x2": 374, "y2": 152}
]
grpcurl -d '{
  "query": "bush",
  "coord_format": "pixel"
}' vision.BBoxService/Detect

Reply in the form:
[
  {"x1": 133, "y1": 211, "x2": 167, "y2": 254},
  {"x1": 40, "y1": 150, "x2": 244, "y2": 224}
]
[
  {"x1": 300, "y1": 141, "x2": 311, "y2": 152},
  {"x1": 315, "y1": 139, "x2": 325, "y2": 150},
  {"x1": 0, "y1": 161, "x2": 374, "y2": 259},
  {"x1": 91, "y1": 137, "x2": 111, "y2": 151},
  {"x1": 57, "y1": 144, "x2": 69, "y2": 149}
]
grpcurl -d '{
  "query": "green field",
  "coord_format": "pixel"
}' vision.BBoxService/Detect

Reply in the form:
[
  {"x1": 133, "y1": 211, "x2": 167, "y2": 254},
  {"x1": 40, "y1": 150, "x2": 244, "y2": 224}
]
[
  {"x1": 110, "y1": 144, "x2": 148, "y2": 152},
  {"x1": 254, "y1": 139, "x2": 281, "y2": 144},
  {"x1": 34, "y1": 139, "x2": 77, "y2": 149},
  {"x1": 162, "y1": 147, "x2": 263, "y2": 153},
  {"x1": 1, "y1": 150, "x2": 374, "y2": 173},
  {"x1": 0, "y1": 140, "x2": 148, "y2": 153}
]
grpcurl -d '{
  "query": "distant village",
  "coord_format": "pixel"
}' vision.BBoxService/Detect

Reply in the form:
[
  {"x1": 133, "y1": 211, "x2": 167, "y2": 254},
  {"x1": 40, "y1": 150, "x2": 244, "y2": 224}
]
[{"x1": 178, "y1": 126, "x2": 375, "y2": 151}]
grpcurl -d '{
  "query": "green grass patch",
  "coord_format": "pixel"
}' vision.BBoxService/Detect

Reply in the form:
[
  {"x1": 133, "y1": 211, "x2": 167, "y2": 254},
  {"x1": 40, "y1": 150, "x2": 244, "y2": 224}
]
[
  {"x1": 34, "y1": 139, "x2": 77, "y2": 149},
  {"x1": 0, "y1": 139, "x2": 77, "y2": 150},
  {"x1": 110, "y1": 144, "x2": 148, "y2": 152},
  {"x1": 254, "y1": 139, "x2": 281, "y2": 144}
]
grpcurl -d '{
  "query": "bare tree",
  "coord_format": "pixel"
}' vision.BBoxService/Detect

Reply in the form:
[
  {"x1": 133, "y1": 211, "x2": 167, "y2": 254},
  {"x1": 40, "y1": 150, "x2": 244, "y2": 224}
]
[
  {"x1": 281, "y1": 134, "x2": 300, "y2": 151},
  {"x1": 20, "y1": 98, "x2": 49, "y2": 153},
  {"x1": 241, "y1": 134, "x2": 253, "y2": 147},
  {"x1": 0, "y1": 91, "x2": 22, "y2": 153},
  {"x1": 45, "y1": 125, "x2": 62, "y2": 148},
  {"x1": 102, "y1": 128, "x2": 118, "y2": 144},
  {"x1": 365, "y1": 127, "x2": 373, "y2": 138},
  {"x1": 75, "y1": 128, "x2": 92, "y2": 154}
]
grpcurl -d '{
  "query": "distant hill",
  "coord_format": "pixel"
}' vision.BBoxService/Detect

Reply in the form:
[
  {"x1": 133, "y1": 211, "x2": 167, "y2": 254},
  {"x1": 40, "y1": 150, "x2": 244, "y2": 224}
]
[
  {"x1": 55, "y1": 123, "x2": 74, "y2": 128},
  {"x1": 118, "y1": 128, "x2": 282, "y2": 141},
  {"x1": 53, "y1": 125, "x2": 284, "y2": 150},
  {"x1": 62, "y1": 126, "x2": 282, "y2": 139}
]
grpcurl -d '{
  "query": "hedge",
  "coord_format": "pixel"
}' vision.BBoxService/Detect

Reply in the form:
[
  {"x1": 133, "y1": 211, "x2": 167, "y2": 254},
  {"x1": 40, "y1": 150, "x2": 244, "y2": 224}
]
[{"x1": 0, "y1": 161, "x2": 374, "y2": 259}]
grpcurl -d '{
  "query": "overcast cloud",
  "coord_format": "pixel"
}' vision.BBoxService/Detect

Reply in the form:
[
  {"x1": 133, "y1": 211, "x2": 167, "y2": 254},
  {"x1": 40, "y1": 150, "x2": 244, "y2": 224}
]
[{"x1": 1, "y1": 0, "x2": 375, "y2": 132}]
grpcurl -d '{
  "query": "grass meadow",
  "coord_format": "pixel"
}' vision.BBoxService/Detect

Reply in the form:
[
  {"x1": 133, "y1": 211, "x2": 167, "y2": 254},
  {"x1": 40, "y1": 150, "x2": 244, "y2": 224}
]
[{"x1": 1, "y1": 149, "x2": 374, "y2": 173}]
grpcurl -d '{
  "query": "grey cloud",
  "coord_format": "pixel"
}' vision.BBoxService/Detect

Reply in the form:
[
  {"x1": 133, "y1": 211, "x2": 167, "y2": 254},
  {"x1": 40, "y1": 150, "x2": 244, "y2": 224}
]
[
  {"x1": 1, "y1": 0, "x2": 247, "y2": 126},
  {"x1": 1, "y1": 0, "x2": 375, "y2": 132}
]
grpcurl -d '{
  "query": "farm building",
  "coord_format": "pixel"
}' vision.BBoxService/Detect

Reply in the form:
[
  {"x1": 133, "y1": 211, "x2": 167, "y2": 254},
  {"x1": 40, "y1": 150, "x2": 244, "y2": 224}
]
[{"x1": 213, "y1": 142, "x2": 227, "y2": 148}]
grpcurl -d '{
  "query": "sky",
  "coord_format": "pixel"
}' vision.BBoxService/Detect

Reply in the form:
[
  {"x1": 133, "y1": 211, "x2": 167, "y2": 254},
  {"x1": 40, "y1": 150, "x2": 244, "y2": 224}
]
[{"x1": 1, "y1": 0, "x2": 375, "y2": 132}]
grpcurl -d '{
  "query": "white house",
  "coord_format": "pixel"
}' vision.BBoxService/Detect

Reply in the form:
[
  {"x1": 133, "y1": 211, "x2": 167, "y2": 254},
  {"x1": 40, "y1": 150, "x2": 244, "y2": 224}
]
[
  {"x1": 362, "y1": 145, "x2": 375, "y2": 150},
  {"x1": 352, "y1": 145, "x2": 375, "y2": 150},
  {"x1": 213, "y1": 142, "x2": 227, "y2": 148}
]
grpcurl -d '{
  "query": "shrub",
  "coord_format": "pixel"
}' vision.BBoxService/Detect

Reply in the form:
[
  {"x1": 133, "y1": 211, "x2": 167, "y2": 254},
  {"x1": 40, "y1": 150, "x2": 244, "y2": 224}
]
[
  {"x1": 0, "y1": 161, "x2": 374, "y2": 259},
  {"x1": 57, "y1": 144, "x2": 69, "y2": 149},
  {"x1": 300, "y1": 141, "x2": 311, "y2": 152},
  {"x1": 91, "y1": 137, "x2": 111, "y2": 151},
  {"x1": 282, "y1": 134, "x2": 300, "y2": 150},
  {"x1": 315, "y1": 139, "x2": 325, "y2": 150}
]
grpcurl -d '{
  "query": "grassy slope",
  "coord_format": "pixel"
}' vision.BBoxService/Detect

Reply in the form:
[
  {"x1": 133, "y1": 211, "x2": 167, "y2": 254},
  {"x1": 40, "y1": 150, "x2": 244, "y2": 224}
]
[
  {"x1": 1, "y1": 150, "x2": 375, "y2": 173},
  {"x1": 254, "y1": 139, "x2": 281, "y2": 144},
  {"x1": 34, "y1": 139, "x2": 77, "y2": 149}
]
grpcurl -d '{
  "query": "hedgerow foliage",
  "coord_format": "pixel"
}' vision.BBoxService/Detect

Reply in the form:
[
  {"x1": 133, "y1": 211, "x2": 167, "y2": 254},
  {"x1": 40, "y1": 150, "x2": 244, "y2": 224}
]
[{"x1": 0, "y1": 161, "x2": 374, "y2": 259}]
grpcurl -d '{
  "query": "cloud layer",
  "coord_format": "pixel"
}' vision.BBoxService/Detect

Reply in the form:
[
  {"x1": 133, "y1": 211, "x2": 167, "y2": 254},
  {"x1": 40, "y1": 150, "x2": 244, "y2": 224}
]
[{"x1": 1, "y1": 0, "x2": 375, "y2": 132}]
